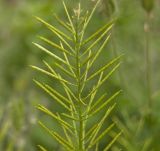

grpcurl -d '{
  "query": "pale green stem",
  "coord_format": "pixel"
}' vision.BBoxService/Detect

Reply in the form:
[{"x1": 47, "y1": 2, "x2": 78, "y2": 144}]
[
  {"x1": 75, "y1": 14, "x2": 84, "y2": 151},
  {"x1": 144, "y1": 13, "x2": 152, "y2": 114}
]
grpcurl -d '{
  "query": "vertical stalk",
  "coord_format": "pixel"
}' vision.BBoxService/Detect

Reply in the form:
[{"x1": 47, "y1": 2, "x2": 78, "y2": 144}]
[
  {"x1": 144, "y1": 13, "x2": 152, "y2": 117},
  {"x1": 75, "y1": 12, "x2": 84, "y2": 151}
]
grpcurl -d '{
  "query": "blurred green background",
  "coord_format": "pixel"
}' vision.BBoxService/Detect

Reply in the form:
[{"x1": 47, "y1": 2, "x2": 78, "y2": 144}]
[{"x1": 0, "y1": 0, "x2": 160, "y2": 150}]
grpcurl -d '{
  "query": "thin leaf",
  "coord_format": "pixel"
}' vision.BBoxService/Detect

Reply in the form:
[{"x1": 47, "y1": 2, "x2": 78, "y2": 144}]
[
  {"x1": 81, "y1": 124, "x2": 97, "y2": 141},
  {"x1": 83, "y1": 63, "x2": 121, "y2": 101},
  {"x1": 32, "y1": 42, "x2": 67, "y2": 65},
  {"x1": 31, "y1": 65, "x2": 75, "y2": 86},
  {"x1": 54, "y1": 62, "x2": 75, "y2": 78},
  {"x1": 87, "y1": 105, "x2": 115, "y2": 147},
  {"x1": 87, "y1": 55, "x2": 123, "y2": 81},
  {"x1": 83, "y1": 0, "x2": 101, "y2": 31},
  {"x1": 81, "y1": 27, "x2": 112, "y2": 57},
  {"x1": 56, "y1": 113, "x2": 73, "y2": 146},
  {"x1": 45, "y1": 84, "x2": 71, "y2": 104},
  {"x1": 103, "y1": 131, "x2": 122, "y2": 151},
  {"x1": 62, "y1": 1, "x2": 75, "y2": 33},
  {"x1": 39, "y1": 121, "x2": 74, "y2": 150},
  {"x1": 61, "y1": 113, "x2": 79, "y2": 121},
  {"x1": 49, "y1": 28, "x2": 75, "y2": 53},
  {"x1": 37, "y1": 105, "x2": 73, "y2": 129},
  {"x1": 54, "y1": 14, "x2": 73, "y2": 32},
  {"x1": 60, "y1": 42, "x2": 76, "y2": 77},
  {"x1": 90, "y1": 123, "x2": 115, "y2": 147},
  {"x1": 80, "y1": 50, "x2": 95, "y2": 68},
  {"x1": 34, "y1": 80, "x2": 71, "y2": 111},
  {"x1": 35, "y1": 16, "x2": 72, "y2": 41},
  {"x1": 83, "y1": 72, "x2": 104, "y2": 116},
  {"x1": 89, "y1": 34, "x2": 111, "y2": 68},
  {"x1": 43, "y1": 60, "x2": 78, "y2": 110},
  {"x1": 90, "y1": 93, "x2": 107, "y2": 111},
  {"x1": 39, "y1": 36, "x2": 74, "y2": 56},
  {"x1": 82, "y1": 21, "x2": 114, "y2": 45},
  {"x1": 37, "y1": 145, "x2": 48, "y2": 151},
  {"x1": 89, "y1": 91, "x2": 121, "y2": 116}
]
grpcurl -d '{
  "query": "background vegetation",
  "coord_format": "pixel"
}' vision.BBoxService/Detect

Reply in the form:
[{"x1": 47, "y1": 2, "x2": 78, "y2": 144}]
[{"x1": 0, "y1": 0, "x2": 160, "y2": 150}]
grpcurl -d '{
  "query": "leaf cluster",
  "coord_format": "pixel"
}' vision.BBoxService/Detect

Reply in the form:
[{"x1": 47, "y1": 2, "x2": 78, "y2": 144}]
[{"x1": 32, "y1": 0, "x2": 122, "y2": 150}]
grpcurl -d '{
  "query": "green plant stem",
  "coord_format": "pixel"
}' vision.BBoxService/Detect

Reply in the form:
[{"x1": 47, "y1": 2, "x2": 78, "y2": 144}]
[
  {"x1": 144, "y1": 13, "x2": 152, "y2": 113},
  {"x1": 75, "y1": 17, "x2": 84, "y2": 151}
]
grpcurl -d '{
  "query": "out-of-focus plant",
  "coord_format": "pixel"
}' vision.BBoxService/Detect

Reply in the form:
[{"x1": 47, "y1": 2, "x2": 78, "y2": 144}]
[
  {"x1": 32, "y1": 0, "x2": 122, "y2": 150},
  {"x1": 142, "y1": 0, "x2": 154, "y2": 14},
  {"x1": 0, "y1": 101, "x2": 25, "y2": 151},
  {"x1": 111, "y1": 112, "x2": 153, "y2": 151}
]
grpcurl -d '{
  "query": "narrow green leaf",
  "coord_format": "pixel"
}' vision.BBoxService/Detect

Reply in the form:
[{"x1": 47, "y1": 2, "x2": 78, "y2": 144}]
[
  {"x1": 54, "y1": 14, "x2": 73, "y2": 32},
  {"x1": 84, "y1": 0, "x2": 101, "y2": 31},
  {"x1": 56, "y1": 113, "x2": 74, "y2": 146},
  {"x1": 103, "y1": 131, "x2": 122, "y2": 151},
  {"x1": 32, "y1": 42, "x2": 67, "y2": 64},
  {"x1": 43, "y1": 60, "x2": 78, "y2": 111},
  {"x1": 35, "y1": 16, "x2": 72, "y2": 41},
  {"x1": 54, "y1": 62, "x2": 75, "y2": 78},
  {"x1": 43, "y1": 60, "x2": 56, "y2": 74},
  {"x1": 39, "y1": 121, "x2": 74, "y2": 150},
  {"x1": 62, "y1": 1, "x2": 75, "y2": 33},
  {"x1": 61, "y1": 113, "x2": 79, "y2": 121},
  {"x1": 39, "y1": 36, "x2": 74, "y2": 56},
  {"x1": 37, "y1": 105, "x2": 72, "y2": 129},
  {"x1": 87, "y1": 105, "x2": 115, "y2": 147},
  {"x1": 31, "y1": 65, "x2": 75, "y2": 86},
  {"x1": 87, "y1": 55, "x2": 123, "y2": 81},
  {"x1": 80, "y1": 50, "x2": 92, "y2": 91},
  {"x1": 89, "y1": 91, "x2": 121, "y2": 116},
  {"x1": 81, "y1": 27, "x2": 112, "y2": 57},
  {"x1": 49, "y1": 28, "x2": 75, "y2": 53},
  {"x1": 81, "y1": 124, "x2": 97, "y2": 141},
  {"x1": 89, "y1": 34, "x2": 111, "y2": 68},
  {"x1": 34, "y1": 80, "x2": 71, "y2": 111},
  {"x1": 60, "y1": 42, "x2": 76, "y2": 77},
  {"x1": 44, "y1": 84, "x2": 71, "y2": 104},
  {"x1": 80, "y1": 51, "x2": 95, "y2": 68},
  {"x1": 90, "y1": 93, "x2": 107, "y2": 111},
  {"x1": 52, "y1": 131, "x2": 74, "y2": 150},
  {"x1": 37, "y1": 145, "x2": 48, "y2": 151},
  {"x1": 90, "y1": 123, "x2": 115, "y2": 147},
  {"x1": 83, "y1": 63, "x2": 121, "y2": 101},
  {"x1": 82, "y1": 21, "x2": 114, "y2": 45},
  {"x1": 83, "y1": 72, "x2": 104, "y2": 116}
]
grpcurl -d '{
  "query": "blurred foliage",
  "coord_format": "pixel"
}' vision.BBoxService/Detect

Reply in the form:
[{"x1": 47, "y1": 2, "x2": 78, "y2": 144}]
[{"x1": 0, "y1": 0, "x2": 160, "y2": 150}]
